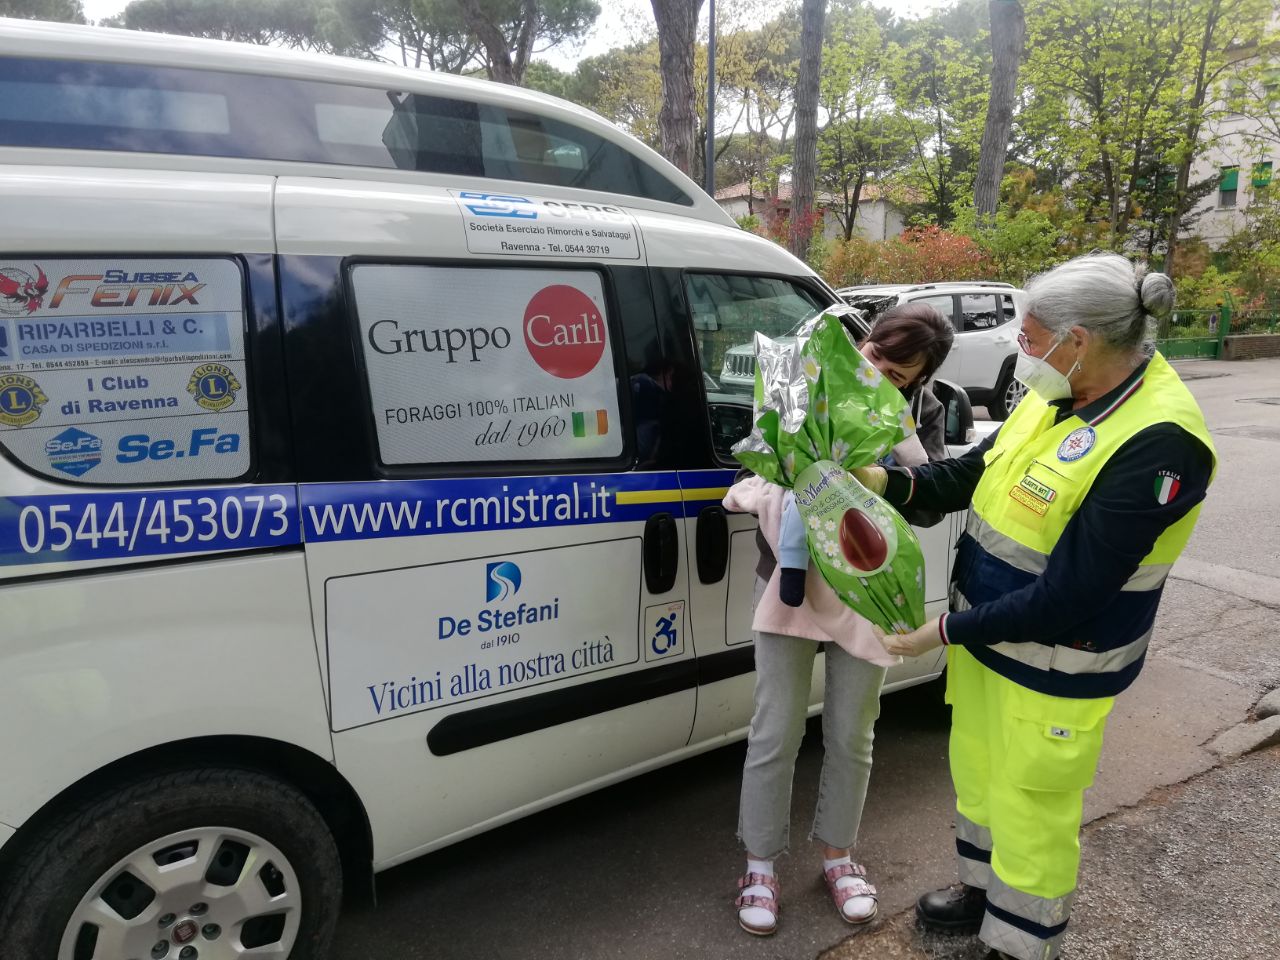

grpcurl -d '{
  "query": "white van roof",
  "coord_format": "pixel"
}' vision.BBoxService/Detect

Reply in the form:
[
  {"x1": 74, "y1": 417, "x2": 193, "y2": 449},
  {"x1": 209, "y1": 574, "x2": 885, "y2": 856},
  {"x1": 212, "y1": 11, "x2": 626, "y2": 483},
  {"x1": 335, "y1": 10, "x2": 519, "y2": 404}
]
[{"x1": 0, "y1": 17, "x2": 732, "y2": 227}]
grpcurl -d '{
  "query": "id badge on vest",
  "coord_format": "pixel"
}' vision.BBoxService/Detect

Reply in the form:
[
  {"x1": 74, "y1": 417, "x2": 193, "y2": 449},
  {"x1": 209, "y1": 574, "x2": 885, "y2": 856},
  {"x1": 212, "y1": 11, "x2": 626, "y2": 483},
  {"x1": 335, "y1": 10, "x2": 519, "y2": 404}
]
[{"x1": 1008, "y1": 458, "x2": 1078, "y2": 531}]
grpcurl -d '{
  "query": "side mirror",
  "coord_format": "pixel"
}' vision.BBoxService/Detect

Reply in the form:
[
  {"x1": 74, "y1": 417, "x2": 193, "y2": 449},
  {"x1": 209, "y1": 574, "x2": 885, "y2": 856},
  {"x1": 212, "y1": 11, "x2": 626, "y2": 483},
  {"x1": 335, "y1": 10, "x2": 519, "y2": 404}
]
[{"x1": 931, "y1": 378, "x2": 974, "y2": 446}]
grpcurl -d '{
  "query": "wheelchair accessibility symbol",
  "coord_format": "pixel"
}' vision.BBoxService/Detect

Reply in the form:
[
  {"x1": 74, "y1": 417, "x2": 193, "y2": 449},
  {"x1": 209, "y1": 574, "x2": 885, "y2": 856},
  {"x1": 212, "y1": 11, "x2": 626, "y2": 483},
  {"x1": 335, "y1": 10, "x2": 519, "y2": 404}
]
[{"x1": 643, "y1": 601, "x2": 685, "y2": 662}]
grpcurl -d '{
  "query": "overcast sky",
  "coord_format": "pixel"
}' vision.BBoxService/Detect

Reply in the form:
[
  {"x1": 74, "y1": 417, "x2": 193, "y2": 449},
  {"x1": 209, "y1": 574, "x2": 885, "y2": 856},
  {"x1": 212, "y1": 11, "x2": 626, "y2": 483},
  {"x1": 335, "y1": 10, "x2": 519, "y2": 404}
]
[{"x1": 77, "y1": 0, "x2": 958, "y2": 70}]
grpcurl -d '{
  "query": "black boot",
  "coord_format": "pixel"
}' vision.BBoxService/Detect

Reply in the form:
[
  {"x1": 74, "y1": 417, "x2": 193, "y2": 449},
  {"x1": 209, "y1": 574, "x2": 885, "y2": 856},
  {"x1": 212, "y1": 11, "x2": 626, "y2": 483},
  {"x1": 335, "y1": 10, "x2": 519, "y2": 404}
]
[{"x1": 915, "y1": 882, "x2": 986, "y2": 933}]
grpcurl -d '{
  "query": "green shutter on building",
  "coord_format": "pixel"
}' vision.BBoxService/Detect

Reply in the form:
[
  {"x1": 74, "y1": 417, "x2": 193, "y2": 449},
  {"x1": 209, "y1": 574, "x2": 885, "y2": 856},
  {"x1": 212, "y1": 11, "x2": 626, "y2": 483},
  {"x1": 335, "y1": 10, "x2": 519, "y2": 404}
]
[
  {"x1": 1220, "y1": 167, "x2": 1239, "y2": 191},
  {"x1": 1253, "y1": 161, "x2": 1273, "y2": 188}
]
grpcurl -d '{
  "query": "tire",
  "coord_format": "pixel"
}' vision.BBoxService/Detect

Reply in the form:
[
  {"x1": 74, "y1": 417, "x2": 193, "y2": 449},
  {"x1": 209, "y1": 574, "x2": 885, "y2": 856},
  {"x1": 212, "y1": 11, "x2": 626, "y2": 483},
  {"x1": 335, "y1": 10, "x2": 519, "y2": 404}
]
[
  {"x1": 991, "y1": 364, "x2": 1028, "y2": 420},
  {"x1": 0, "y1": 767, "x2": 342, "y2": 960}
]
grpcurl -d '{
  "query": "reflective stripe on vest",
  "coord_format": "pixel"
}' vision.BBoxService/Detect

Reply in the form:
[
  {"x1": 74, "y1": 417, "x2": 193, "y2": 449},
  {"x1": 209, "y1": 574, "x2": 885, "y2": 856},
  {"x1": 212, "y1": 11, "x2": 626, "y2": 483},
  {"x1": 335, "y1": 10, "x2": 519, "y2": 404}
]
[
  {"x1": 950, "y1": 585, "x2": 1155, "y2": 675},
  {"x1": 964, "y1": 513, "x2": 1174, "y2": 591}
]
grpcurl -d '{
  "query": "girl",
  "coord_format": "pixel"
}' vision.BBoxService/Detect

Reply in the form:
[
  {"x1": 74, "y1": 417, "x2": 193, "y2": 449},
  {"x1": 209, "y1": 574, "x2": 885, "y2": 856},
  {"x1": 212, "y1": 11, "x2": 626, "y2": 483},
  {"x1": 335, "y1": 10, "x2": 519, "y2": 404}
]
[{"x1": 725, "y1": 303, "x2": 954, "y2": 935}]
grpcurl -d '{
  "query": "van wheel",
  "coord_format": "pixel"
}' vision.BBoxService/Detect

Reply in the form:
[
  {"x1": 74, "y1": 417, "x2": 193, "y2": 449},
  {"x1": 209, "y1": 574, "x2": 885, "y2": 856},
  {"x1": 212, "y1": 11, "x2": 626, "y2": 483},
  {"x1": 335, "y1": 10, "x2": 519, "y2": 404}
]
[
  {"x1": 0, "y1": 768, "x2": 341, "y2": 960},
  {"x1": 991, "y1": 368, "x2": 1028, "y2": 420}
]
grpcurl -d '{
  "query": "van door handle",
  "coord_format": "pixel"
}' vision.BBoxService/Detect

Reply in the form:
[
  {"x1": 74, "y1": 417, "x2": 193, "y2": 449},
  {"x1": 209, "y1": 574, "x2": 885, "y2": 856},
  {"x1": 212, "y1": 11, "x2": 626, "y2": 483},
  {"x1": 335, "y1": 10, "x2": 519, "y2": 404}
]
[
  {"x1": 696, "y1": 506, "x2": 729, "y2": 584},
  {"x1": 643, "y1": 512, "x2": 679, "y2": 594}
]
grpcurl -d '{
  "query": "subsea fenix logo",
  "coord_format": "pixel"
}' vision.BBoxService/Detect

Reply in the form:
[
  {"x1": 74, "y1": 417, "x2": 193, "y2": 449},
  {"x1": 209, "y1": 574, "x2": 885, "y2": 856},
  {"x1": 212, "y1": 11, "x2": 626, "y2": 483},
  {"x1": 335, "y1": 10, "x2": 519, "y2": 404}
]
[
  {"x1": 437, "y1": 560, "x2": 560, "y2": 639},
  {"x1": 45, "y1": 269, "x2": 206, "y2": 310}
]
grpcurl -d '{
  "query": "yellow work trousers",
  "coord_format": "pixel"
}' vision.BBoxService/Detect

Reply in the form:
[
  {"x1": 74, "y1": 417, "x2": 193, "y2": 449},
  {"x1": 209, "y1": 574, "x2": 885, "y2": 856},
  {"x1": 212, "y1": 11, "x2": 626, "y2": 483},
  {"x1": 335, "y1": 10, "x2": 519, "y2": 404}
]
[{"x1": 945, "y1": 645, "x2": 1114, "y2": 960}]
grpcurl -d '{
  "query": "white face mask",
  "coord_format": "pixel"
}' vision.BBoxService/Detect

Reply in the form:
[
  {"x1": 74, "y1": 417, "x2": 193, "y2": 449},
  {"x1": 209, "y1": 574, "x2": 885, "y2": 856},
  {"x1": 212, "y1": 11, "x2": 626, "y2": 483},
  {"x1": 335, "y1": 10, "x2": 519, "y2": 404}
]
[{"x1": 1014, "y1": 338, "x2": 1081, "y2": 401}]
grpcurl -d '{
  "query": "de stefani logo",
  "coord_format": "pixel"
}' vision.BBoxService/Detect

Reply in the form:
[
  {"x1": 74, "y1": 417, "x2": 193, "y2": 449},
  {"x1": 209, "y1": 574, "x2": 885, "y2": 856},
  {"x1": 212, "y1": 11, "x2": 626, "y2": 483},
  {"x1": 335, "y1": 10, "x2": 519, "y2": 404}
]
[{"x1": 523, "y1": 285, "x2": 607, "y2": 380}]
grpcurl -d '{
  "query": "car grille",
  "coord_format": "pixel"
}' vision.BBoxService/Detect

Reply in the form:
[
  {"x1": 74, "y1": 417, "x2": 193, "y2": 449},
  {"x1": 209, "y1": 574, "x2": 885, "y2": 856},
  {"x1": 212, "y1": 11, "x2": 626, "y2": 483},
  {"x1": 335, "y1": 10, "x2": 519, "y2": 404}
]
[{"x1": 723, "y1": 353, "x2": 756, "y2": 378}]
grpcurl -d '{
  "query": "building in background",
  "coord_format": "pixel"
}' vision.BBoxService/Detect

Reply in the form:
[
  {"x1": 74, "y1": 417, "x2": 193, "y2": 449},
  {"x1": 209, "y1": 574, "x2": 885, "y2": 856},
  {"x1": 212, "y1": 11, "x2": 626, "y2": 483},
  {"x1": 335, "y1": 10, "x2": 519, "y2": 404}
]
[
  {"x1": 714, "y1": 180, "x2": 909, "y2": 242},
  {"x1": 1186, "y1": 22, "x2": 1277, "y2": 248}
]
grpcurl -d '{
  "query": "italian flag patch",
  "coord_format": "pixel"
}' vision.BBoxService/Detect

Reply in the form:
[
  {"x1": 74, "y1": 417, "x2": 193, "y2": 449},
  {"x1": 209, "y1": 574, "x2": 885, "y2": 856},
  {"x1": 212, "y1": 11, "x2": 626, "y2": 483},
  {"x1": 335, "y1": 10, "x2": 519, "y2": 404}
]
[
  {"x1": 572, "y1": 409, "x2": 609, "y2": 438},
  {"x1": 1154, "y1": 471, "x2": 1181, "y2": 505}
]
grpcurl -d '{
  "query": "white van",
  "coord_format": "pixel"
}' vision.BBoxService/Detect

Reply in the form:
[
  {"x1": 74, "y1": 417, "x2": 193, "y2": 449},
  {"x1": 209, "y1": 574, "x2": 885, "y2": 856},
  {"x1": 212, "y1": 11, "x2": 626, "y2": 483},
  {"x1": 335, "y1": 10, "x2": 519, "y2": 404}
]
[{"x1": 0, "y1": 20, "x2": 970, "y2": 958}]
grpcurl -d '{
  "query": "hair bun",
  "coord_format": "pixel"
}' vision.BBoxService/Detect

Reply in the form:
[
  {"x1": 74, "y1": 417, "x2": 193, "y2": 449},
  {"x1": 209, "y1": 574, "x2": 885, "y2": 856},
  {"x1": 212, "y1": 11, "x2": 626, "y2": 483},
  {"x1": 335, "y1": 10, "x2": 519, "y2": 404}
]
[{"x1": 1139, "y1": 271, "x2": 1174, "y2": 319}]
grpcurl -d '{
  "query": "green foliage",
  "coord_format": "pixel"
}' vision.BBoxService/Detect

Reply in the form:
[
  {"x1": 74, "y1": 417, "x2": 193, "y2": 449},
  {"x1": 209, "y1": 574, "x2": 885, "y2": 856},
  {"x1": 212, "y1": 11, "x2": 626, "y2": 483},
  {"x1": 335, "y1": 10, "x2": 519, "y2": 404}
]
[
  {"x1": 0, "y1": 0, "x2": 85, "y2": 22},
  {"x1": 886, "y1": 6, "x2": 990, "y2": 226},
  {"x1": 108, "y1": 0, "x2": 597, "y2": 78},
  {"x1": 815, "y1": 0, "x2": 914, "y2": 239},
  {"x1": 734, "y1": 213, "x2": 761, "y2": 231},
  {"x1": 953, "y1": 205, "x2": 1062, "y2": 284},
  {"x1": 823, "y1": 226, "x2": 995, "y2": 287},
  {"x1": 1174, "y1": 265, "x2": 1244, "y2": 311}
]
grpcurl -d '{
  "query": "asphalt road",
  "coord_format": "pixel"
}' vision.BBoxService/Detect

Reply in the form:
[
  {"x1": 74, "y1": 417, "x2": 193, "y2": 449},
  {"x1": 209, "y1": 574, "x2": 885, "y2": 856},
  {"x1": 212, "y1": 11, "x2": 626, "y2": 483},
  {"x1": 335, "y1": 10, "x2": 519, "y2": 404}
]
[{"x1": 331, "y1": 358, "x2": 1280, "y2": 960}]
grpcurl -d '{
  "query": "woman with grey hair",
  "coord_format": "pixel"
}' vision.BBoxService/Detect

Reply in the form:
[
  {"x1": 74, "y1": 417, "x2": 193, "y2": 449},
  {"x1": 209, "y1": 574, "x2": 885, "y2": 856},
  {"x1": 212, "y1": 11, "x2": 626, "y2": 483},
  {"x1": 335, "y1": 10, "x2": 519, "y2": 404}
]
[{"x1": 852, "y1": 253, "x2": 1217, "y2": 960}]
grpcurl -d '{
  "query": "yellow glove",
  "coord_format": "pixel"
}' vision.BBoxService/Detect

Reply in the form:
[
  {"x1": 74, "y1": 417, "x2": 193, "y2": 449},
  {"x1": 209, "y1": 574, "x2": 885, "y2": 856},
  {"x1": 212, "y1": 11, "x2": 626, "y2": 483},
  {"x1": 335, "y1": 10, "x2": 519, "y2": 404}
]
[{"x1": 853, "y1": 465, "x2": 888, "y2": 496}]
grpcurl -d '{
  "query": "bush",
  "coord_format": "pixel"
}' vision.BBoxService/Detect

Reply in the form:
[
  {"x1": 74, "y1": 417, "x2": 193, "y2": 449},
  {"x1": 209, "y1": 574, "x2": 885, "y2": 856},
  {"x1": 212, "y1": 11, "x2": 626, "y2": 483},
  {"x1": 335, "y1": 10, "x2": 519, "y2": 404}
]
[{"x1": 823, "y1": 226, "x2": 995, "y2": 287}]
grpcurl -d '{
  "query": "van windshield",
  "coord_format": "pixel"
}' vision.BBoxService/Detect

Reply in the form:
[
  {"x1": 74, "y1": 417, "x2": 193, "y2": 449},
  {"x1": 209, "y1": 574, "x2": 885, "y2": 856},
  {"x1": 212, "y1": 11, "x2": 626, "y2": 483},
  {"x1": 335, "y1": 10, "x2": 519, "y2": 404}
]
[{"x1": 0, "y1": 56, "x2": 693, "y2": 206}]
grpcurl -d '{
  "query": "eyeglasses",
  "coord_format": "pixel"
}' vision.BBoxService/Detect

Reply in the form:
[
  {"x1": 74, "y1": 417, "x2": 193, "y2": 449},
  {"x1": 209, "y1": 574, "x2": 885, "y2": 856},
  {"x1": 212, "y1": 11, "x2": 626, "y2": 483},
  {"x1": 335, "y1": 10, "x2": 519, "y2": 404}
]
[{"x1": 1017, "y1": 332, "x2": 1032, "y2": 352}]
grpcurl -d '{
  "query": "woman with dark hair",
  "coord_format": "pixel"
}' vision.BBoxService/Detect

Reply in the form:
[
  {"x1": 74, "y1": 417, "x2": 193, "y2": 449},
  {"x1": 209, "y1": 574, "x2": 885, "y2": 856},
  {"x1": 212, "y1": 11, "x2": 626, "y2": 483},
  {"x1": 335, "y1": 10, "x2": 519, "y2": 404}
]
[
  {"x1": 723, "y1": 301, "x2": 954, "y2": 936},
  {"x1": 855, "y1": 301, "x2": 955, "y2": 464}
]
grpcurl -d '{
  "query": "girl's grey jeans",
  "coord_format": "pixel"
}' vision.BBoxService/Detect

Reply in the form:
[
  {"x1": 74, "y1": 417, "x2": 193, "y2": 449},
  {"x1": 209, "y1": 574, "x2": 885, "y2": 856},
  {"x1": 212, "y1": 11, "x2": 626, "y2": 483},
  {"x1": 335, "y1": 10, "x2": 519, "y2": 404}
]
[{"x1": 737, "y1": 601, "x2": 886, "y2": 858}]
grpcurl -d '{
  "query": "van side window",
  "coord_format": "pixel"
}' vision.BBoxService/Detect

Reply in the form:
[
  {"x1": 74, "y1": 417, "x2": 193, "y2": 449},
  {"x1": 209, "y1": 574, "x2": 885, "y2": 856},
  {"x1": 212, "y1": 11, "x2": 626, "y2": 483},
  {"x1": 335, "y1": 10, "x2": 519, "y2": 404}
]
[
  {"x1": 0, "y1": 258, "x2": 252, "y2": 485},
  {"x1": 351, "y1": 265, "x2": 625, "y2": 467},
  {"x1": 0, "y1": 57, "x2": 693, "y2": 206},
  {"x1": 684, "y1": 273, "x2": 826, "y2": 461}
]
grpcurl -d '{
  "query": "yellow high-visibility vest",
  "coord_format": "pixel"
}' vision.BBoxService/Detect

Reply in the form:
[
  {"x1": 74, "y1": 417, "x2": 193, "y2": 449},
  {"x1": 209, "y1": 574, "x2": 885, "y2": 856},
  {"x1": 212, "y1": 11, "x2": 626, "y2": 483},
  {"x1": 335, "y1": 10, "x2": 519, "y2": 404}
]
[{"x1": 955, "y1": 352, "x2": 1217, "y2": 691}]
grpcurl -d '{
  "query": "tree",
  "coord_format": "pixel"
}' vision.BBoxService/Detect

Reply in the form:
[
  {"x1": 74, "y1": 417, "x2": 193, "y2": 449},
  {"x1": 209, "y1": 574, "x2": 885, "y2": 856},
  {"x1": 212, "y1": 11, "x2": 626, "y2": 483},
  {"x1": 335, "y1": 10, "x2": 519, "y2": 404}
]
[
  {"x1": 457, "y1": 0, "x2": 599, "y2": 84},
  {"x1": 1021, "y1": 0, "x2": 1187, "y2": 247},
  {"x1": 108, "y1": 0, "x2": 387, "y2": 56},
  {"x1": 888, "y1": 5, "x2": 989, "y2": 225},
  {"x1": 815, "y1": 1, "x2": 911, "y2": 241},
  {"x1": 974, "y1": 0, "x2": 1025, "y2": 221},
  {"x1": 650, "y1": 0, "x2": 705, "y2": 176},
  {"x1": 1, "y1": 0, "x2": 86, "y2": 22},
  {"x1": 712, "y1": 7, "x2": 802, "y2": 198},
  {"x1": 1160, "y1": 0, "x2": 1272, "y2": 273},
  {"x1": 377, "y1": 0, "x2": 477, "y2": 71},
  {"x1": 788, "y1": 0, "x2": 825, "y2": 258},
  {"x1": 109, "y1": 0, "x2": 597, "y2": 80}
]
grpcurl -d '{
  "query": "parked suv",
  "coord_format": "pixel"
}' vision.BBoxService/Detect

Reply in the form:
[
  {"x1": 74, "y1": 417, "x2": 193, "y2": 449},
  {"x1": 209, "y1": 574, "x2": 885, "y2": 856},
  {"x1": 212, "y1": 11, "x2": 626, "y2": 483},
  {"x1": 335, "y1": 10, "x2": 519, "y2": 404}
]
[
  {"x1": 837, "y1": 282, "x2": 1028, "y2": 419},
  {"x1": 718, "y1": 281, "x2": 1027, "y2": 419}
]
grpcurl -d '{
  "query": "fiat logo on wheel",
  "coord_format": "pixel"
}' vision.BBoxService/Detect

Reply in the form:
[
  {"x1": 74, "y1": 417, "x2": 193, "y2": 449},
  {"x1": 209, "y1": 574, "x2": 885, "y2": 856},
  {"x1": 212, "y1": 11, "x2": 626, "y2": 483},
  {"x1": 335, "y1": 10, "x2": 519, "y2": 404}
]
[{"x1": 172, "y1": 919, "x2": 199, "y2": 944}]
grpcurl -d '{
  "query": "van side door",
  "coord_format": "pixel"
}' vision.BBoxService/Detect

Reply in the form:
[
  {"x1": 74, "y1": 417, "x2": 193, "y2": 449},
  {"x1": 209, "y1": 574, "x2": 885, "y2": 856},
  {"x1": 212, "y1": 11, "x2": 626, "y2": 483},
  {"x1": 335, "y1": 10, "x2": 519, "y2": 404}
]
[{"x1": 275, "y1": 179, "x2": 698, "y2": 866}]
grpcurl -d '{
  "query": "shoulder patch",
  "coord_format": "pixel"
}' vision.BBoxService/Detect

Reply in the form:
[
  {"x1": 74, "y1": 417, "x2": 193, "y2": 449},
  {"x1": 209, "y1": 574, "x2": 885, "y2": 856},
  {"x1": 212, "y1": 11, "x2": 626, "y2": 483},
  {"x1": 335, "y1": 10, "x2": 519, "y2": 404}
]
[{"x1": 1154, "y1": 470, "x2": 1181, "y2": 505}]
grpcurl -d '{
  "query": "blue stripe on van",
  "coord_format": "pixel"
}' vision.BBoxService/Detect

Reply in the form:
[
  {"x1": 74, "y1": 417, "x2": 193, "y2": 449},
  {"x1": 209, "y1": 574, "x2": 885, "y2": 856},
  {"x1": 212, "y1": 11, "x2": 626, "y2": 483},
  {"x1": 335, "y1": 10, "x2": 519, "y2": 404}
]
[
  {"x1": 1, "y1": 470, "x2": 745, "y2": 567},
  {"x1": 0, "y1": 484, "x2": 300, "y2": 567},
  {"x1": 300, "y1": 471, "x2": 688, "y2": 544}
]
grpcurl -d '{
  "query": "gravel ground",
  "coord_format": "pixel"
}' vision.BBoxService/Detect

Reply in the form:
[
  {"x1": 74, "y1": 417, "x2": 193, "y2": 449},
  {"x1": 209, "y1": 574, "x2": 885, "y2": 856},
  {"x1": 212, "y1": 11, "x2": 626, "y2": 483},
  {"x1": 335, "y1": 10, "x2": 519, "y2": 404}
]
[{"x1": 822, "y1": 745, "x2": 1280, "y2": 960}]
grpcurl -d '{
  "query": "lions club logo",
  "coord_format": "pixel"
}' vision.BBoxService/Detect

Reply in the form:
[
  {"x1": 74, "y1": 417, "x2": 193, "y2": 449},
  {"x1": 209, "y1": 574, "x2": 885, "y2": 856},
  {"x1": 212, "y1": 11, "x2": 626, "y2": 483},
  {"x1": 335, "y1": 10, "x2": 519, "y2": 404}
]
[
  {"x1": 0, "y1": 265, "x2": 49, "y2": 317},
  {"x1": 187, "y1": 363, "x2": 241, "y2": 411},
  {"x1": 0, "y1": 373, "x2": 49, "y2": 427}
]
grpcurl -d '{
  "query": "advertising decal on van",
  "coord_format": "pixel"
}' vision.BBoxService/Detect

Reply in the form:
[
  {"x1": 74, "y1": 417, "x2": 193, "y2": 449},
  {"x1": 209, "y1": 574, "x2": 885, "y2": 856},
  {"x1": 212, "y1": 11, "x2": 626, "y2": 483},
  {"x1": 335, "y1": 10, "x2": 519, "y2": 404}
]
[
  {"x1": 353, "y1": 264, "x2": 623, "y2": 466},
  {"x1": 326, "y1": 540, "x2": 640, "y2": 729},
  {"x1": 0, "y1": 259, "x2": 250, "y2": 484},
  {"x1": 450, "y1": 190, "x2": 642, "y2": 261}
]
